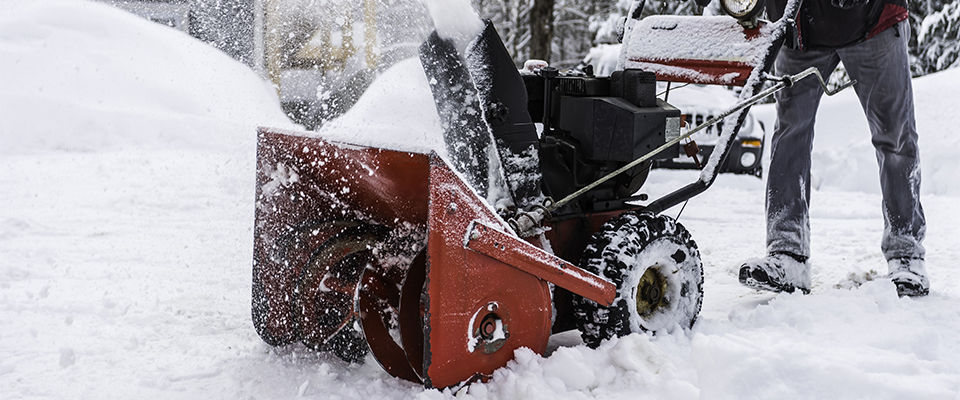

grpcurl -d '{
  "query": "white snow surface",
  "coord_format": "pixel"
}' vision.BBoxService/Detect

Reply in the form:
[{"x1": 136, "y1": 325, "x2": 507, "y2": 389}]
[
  {"x1": 0, "y1": 0, "x2": 294, "y2": 155},
  {"x1": 319, "y1": 58, "x2": 447, "y2": 156},
  {"x1": 2, "y1": 2, "x2": 960, "y2": 399},
  {"x1": 622, "y1": 16, "x2": 777, "y2": 65}
]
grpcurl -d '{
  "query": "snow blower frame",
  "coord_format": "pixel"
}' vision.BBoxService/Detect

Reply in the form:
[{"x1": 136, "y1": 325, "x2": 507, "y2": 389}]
[{"x1": 251, "y1": 0, "x2": 852, "y2": 389}]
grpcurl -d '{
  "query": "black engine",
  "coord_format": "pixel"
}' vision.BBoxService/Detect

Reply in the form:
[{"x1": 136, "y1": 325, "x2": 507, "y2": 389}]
[{"x1": 523, "y1": 68, "x2": 681, "y2": 216}]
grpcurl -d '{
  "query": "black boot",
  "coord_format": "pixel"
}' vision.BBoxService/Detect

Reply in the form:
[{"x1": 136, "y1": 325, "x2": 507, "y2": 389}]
[
  {"x1": 888, "y1": 257, "x2": 929, "y2": 297},
  {"x1": 739, "y1": 252, "x2": 811, "y2": 294}
]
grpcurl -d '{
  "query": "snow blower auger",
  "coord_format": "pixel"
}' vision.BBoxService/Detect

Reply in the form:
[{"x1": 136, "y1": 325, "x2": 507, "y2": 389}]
[{"x1": 252, "y1": 0, "x2": 852, "y2": 389}]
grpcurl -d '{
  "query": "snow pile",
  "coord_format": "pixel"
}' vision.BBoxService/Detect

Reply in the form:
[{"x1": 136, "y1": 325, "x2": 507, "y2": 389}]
[
  {"x1": 421, "y1": 334, "x2": 700, "y2": 399},
  {"x1": 753, "y1": 66, "x2": 960, "y2": 196},
  {"x1": 688, "y1": 283, "x2": 960, "y2": 399},
  {"x1": 319, "y1": 58, "x2": 447, "y2": 155},
  {"x1": 0, "y1": 0, "x2": 294, "y2": 155}
]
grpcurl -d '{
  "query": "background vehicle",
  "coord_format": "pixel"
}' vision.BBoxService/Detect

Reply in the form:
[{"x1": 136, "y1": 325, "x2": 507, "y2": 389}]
[{"x1": 656, "y1": 84, "x2": 765, "y2": 176}]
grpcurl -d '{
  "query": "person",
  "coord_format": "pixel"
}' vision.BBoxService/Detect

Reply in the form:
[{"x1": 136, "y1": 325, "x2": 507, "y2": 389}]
[{"x1": 738, "y1": 0, "x2": 929, "y2": 297}]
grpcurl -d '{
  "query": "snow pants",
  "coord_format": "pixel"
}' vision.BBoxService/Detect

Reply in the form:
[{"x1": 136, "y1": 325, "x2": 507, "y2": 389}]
[{"x1": 767, "y1": 22, "x2": 926, "y2": 261}]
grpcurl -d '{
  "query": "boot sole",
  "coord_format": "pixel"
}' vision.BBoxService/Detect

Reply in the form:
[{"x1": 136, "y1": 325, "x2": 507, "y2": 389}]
[
  {"x1": 738, "y1": 267, "x2": 810, "y2": 294},
  {"x1": 894, "y1": 281, "x2": 929, "y2": 297}
]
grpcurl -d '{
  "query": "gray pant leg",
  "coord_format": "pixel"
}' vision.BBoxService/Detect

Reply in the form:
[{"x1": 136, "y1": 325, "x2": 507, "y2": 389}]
[
  {"x1": 838, "y1": 23, "x2": 926, "y2": 260},
  {"x1": 766, "y1": 47, "x2": 841, "y2": 258}
]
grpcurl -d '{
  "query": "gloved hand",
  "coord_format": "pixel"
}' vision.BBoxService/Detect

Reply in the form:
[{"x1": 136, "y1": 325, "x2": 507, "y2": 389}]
[{"x1": 830, "y1": 0, "x2": 868, "y2": 9}]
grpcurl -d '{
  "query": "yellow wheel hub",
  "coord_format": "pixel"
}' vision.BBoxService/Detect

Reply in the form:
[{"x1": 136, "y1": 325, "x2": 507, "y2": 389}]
[{"x1": 636, "y1": 266, "x2": 669, "y2": 318}]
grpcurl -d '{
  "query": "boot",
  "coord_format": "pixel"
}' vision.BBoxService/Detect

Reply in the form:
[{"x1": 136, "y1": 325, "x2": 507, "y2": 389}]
[
  {"x1": 739, "y1": 252, "x2": 811, "y2": 294},
  {"x1": 888, "y1": 257, "x2": 929, "y2": 297}
]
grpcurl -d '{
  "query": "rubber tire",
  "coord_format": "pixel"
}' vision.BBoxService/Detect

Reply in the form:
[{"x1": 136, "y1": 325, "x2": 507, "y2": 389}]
[{"x1": 572, "y1": 211, "x2": 703, "y2": 348}]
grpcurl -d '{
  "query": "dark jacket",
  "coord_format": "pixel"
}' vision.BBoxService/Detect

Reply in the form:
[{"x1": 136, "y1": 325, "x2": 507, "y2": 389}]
[{"x1": 767, "y1": 0, "x2": 909, "y2": 49}]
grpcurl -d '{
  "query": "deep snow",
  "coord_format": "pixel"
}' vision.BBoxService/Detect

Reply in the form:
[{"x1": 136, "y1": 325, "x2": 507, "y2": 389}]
[
  {"x1": 2, "y1": 1, "x2": 959, "y2": 399},
  {"x1": 0, "y1": 0, "x2": 293, "y2": 155}
]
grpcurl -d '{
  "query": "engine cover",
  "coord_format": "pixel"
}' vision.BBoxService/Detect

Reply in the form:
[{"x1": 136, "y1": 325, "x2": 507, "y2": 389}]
[{"x1": 558, "y1": 97, "x2": 680, "y2": 163}]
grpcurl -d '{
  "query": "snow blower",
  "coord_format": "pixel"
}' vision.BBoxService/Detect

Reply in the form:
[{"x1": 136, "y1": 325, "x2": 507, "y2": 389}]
[{"x1": 251, "y1": 0, "x2": 852, "y2": 389}]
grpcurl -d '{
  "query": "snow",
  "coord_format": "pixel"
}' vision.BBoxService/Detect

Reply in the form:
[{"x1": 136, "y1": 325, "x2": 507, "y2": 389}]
[
  {"x1": 319, "y1": 58, "x2": 446, "y2": 156},
  {"x1": 2, "y1": 1, "x2": 960, "y2": 399},
  {"x1": 622, "y1": 16, "x2": 778, "y2": 65},
  {"x1": 321, "y1": 56, "x2": 522, "y2": 214},
  {"x1": 0, "y1": 0, "x2": 293, "y2": 155},
  {"x1": 629, "y1": 60, "x2": 742, "y2": 85},
  {"x1": 422, "y1": 0, "x2": 485, "y2": 51},
  {"x1": 583, "y1": 44, "x2": 622, "y2": 77}
]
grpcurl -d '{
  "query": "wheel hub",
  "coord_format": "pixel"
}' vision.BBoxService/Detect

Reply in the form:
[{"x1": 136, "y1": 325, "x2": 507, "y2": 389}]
[{"x1": 636, "y1": 266, "x2": 669, "y2": 318}]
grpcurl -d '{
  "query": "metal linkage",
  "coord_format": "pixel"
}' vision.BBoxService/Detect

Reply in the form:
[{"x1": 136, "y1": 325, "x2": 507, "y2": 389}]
[{"x1": 763, "y1": 67, "x2": 856, "y2": 95}]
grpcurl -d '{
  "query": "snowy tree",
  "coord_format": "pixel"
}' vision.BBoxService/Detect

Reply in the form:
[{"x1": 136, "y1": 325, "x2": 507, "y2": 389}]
[
  {"x1": 552, "y1": 0, "x2": 603, "y2": 66},
  {"x1": 917, "y1": 0, "x2": 960, "y2": 73},
  {"x1": 907, "y1": 0, "x2": 949, "y2": 75},
  {"x1": 530, "y1": 0, "x2": 557, "y2": 61},
  {"x1": 474, "y1": 0, "x2": 531, "y2": 61}
]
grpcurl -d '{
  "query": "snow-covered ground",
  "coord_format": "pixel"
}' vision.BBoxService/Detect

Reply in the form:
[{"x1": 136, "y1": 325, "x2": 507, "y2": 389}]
[{"x1": 2, "y1": 1, "x2": 959, "y2": 399}]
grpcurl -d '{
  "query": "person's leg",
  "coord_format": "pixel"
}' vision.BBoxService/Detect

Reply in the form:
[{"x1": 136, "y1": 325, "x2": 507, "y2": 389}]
[
  {"x1": 838, "y1": 23, "x2": 926, "y2": 260},
  {"x1": 838, "y1": 23, "x2": 927, "y2": 295},
  {"x1": 741, "y1": 46, "x2": 840, "y2": 293},
  {"x1": 766, "y1": 46, "x2": 841, "y2": 258}
]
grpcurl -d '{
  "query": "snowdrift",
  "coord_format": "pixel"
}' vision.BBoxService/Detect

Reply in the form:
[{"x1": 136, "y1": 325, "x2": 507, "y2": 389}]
[
  {"x1": 0, "y1": 0, "x2": 293, "y2": 155},
  {"x1": 319, "y1": 58, "x2": 447, "y2": 156}
]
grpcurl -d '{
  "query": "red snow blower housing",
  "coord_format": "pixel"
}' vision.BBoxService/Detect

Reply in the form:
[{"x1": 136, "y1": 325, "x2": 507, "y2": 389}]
[{"x1": 251, "y1": 0, "x2": 850, "y2": 389}]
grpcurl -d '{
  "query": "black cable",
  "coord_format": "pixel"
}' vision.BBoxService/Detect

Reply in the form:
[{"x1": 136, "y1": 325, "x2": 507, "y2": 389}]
[
  {"x1": 676, "y1": 199, "x2": 689, "y2": 221},
  {"x1": 658, "y1": 82, "x2": 691, "y2": 97}
]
